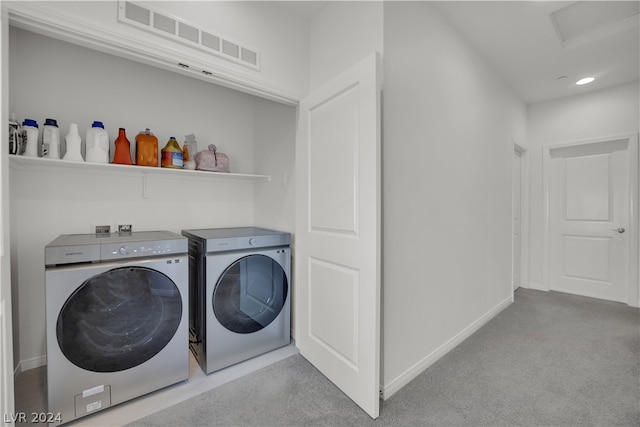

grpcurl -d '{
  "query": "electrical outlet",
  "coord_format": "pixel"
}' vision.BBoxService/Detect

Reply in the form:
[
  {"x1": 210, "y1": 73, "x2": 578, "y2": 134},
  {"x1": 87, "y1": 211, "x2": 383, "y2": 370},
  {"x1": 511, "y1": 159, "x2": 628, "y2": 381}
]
[
  {"x1": 118, "y1": 224, "x2": 132, "y2": 233},
  {"x1": 94, "y1": 225, "x2": 111, "y2": 234}
]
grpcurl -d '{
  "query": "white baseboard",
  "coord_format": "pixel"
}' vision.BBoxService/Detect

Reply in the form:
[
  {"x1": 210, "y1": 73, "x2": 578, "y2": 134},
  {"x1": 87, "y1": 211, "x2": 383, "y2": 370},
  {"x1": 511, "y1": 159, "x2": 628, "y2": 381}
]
[
  {"x1": 380, "y1": 295, "x2": 513, "y2": 400},
  {"x1": 14, "y1": 355, "x2": 46, "y2": 378}
]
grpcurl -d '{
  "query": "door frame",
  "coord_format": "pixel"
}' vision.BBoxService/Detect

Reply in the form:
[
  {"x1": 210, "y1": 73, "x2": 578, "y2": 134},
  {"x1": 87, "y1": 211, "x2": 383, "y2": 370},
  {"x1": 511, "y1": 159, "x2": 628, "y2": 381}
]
[
  {"x1": 1, "y1": 5, "x2": 16, "y2": 419},
  {"x1": 541, "y1": 133, "x2": 639, "y2": 306},
  {"x1": 513, "y1": 141, "x2": 530, "y2": 293}
]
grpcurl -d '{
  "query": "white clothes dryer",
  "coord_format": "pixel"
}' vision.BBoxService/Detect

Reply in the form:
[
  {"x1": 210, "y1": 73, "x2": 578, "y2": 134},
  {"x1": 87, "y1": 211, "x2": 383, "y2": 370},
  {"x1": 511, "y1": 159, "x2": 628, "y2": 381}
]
[
  {"x1": 44, "y1": 231, "x2": 188, "y2": 425},
  {"x1": 181, "y1": 227, "x2": 291, "y2": 374}
]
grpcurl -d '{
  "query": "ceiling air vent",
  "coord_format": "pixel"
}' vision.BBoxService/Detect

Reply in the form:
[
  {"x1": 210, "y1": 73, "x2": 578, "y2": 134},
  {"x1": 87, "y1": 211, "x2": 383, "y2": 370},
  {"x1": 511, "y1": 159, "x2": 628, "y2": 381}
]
[
  {"x1": 124, "y1": 2, "x2": 150, "y2": 26},
  {"x1": 153, "y1": 12, "x2": 176, "y2": 35},
  {"x1": 222, "y1": 40, "x2": 240, "y2": 59},
  {"x1": 179, "y1": 22, "x2": 199, "y2": 44},
  {"x1": 118, "y1": 1, "x2": 261, "y2": 70},
  {"x1": 202, "y1": 32, "x2": 221, "y2": 52},
  {"x1": 241, "y1": 48, "x2": 258, "y2": 67}
]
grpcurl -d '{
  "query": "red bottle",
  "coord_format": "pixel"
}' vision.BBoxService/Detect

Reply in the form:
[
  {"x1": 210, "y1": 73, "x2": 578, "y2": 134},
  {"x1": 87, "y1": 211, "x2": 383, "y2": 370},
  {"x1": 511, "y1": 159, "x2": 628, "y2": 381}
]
[{"x1": 113, "y1": 128, "x2": 133, "y2": 165}]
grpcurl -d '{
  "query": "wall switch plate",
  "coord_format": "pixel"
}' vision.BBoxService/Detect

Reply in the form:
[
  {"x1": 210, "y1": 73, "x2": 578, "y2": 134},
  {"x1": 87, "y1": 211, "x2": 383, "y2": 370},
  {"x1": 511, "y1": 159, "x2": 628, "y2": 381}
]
[
  {"x1": 94, "y1": 225, "x2": 111, "y2": 234},
  {"x1": 118, "y1": 224, "x2": 132, "y2": 233}
]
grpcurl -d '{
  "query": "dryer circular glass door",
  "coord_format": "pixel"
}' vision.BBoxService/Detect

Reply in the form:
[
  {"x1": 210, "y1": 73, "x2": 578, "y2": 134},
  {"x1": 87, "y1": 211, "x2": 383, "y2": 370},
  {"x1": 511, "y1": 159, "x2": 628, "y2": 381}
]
[
  {"x1": 213, "y1": 254, "x2": 288, "y2": 334},
  {"x1": 56, "y1": 266, "x2": 183, "y2": 372}
]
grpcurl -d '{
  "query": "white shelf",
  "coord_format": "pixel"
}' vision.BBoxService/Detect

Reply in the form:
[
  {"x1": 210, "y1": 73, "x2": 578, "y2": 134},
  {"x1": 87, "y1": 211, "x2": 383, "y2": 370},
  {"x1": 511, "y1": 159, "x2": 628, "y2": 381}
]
[{"x1": 9, "y1": 155, "x2": 271, "y2": 182}]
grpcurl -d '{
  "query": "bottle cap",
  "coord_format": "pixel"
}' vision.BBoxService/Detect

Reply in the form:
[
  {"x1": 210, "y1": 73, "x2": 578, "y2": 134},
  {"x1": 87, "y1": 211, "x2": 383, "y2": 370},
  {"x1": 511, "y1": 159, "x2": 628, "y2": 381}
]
[
  {"x1": 22, "y1": 119, "x2": 38, "y2": 128},
  {"x1": 44, "y1": 118, "x2": 58, "y2": 127},
  {"x1": 92, "y1": 121, "x2": 104, "y2": 128}
]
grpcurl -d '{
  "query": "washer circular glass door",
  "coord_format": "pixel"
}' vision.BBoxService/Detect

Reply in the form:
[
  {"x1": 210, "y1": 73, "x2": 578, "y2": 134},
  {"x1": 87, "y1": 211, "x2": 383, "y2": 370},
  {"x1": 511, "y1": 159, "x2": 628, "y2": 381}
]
[
  {"x1": 213, "y1": 254, "x2": 288, "y2": 334},
  {"x1": 57, "y1": 266, "x2": 183, "y2": 372}
]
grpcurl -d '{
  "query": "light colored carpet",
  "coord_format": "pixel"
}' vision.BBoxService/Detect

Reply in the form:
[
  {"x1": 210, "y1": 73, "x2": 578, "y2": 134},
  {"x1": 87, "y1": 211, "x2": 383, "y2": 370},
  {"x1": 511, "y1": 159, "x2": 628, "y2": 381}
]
[{"x1": 129, "y1": 289, "x2": 640, "y2": 426}]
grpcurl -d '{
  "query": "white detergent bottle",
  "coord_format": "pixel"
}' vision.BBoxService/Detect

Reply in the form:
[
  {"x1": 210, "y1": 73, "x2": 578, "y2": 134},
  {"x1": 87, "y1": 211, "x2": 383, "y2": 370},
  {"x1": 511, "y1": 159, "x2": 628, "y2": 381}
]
[
  {"x1": 21, "y1": 119, "x2": 39, "y2": 157},
  {"x1": 42, "y1": 118, "x2": 60, "y2": 159},
  {"x1": 9, "y1": 113, "x2": 22, "y2": 155},
  {"x1": 63, "y1": 123, "x2": 84, "y2": 162},
  {"x1": 85, "y1": 121, "x2": 109, "y2": 163}
]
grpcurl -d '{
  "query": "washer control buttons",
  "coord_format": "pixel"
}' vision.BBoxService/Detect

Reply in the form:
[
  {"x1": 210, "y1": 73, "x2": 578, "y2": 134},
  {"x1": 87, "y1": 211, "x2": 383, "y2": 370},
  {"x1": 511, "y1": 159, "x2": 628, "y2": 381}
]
[
  {"x1": 248, "y1": 238, "x2": 257, "y2": 246},
  {"x1": 119, "y1": 245, "x2": 133, "y2": 256}
]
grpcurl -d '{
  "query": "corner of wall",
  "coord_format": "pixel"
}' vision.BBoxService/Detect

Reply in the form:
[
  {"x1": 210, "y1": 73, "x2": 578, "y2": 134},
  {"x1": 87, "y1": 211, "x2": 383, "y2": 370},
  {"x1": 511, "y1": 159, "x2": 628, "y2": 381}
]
[{"x1": 381, "y1": 295, "x2": 513, "y2": 399}]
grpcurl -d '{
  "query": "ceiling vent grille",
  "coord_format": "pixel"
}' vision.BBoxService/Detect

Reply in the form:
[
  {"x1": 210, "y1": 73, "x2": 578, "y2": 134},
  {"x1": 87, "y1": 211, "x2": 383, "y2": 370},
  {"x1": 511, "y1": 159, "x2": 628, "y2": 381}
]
[
  {"x1": 179, "y1": 22, "x2": 199, "y2": 44},
  {"x1": 153, "y1": 12, "x2": 175, "y2": 34},
  {"x1": 550, "y1": 1, "x2": 640, "y2": 49},
  {"x1": 118, "y1": 1, "x2": 260, "y2": 70},
  {"x1": 124, "y1": 2, "x2": 150, "y2": 26},
  {"x1": 202, "y1": 32, "x2": 221, "y2": 52}
]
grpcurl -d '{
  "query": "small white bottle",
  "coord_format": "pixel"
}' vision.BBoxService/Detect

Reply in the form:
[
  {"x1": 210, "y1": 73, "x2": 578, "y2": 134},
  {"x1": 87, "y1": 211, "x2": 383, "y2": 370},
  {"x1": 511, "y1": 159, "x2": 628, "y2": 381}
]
[
  {"x1": 42, "y1": 118, "x2": 60, "y2": 159},
  {"x1": 85, "y1": 121, "x2": 109, "y2": 163},
  {"x1": 21, "y1": 119, "x2": 39, "y2": 157},
  {"x1": 182, "y1": 133, "x2": 197, "y2": 170},
  {"x1": 63, "y1": 123, "x2": 84, "y2": 162}
]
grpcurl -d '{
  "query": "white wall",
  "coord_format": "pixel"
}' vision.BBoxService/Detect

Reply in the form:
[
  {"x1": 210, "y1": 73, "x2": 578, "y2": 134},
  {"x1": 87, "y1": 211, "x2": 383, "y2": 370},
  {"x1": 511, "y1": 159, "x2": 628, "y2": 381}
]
[
  {"x1": 252, "y1": 97, "x2": 296, "y2": 333},
  {"x1": 9, "y1": 26, "x2": 296, "y2": 369},
  {"x1": 158, "y1": 0, "x2": 310, "y2": 94},
  {"x1": 6, "y1": 1, "x2": 310, "y2": 100},
  {"x1": 253, "y1": 97, "x2": 296, "y2": 234},
  {"x1": 10, "y1": 27, "x2": 258, "y2": 173},
  {"x1": 309, "y1": 1, "x2": 383, "y2": 91},
  {"x1": 382, "y1": 1, "x2": 527, "y2": 396},
  {"x1": 307, "y1": 1, "x2": 528, "y2": 397},
  {"x1": 526, "y1": 80, "x2": 640, "y2": 291}
]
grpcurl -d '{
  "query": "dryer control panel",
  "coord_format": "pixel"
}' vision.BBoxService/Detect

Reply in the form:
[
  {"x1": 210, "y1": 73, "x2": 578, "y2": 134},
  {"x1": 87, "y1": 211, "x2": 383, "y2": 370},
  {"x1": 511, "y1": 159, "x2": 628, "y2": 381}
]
[{"x1": 182, "y1": 227, "x2": 291, "y2": 253}]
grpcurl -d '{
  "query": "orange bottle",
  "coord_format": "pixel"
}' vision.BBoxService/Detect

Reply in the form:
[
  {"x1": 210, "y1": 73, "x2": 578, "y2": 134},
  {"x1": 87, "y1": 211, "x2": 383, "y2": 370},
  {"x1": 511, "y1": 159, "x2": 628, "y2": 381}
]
[
  {"x1": 182, "y1": 141, "x2": 190, "y2": 163},
  {"x1": 161, "y1": 137, "x2": 183, "y2": 169},
  {"x1": 113, "y1": 128, "x2": 133, "y2": 165},
  {"x1": 136, "y1": 128, "x2": 158, "y2": 167}
]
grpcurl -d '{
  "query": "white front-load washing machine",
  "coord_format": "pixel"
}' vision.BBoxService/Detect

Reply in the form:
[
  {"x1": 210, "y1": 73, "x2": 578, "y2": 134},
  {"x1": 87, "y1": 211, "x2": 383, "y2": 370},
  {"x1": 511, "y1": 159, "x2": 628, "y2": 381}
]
[
  {"x1": 181, "y1": 227, "x2": 291, "y2": 374},
  {"x1": 44, "y1": 231, "x2": 188, "y2": 425}
]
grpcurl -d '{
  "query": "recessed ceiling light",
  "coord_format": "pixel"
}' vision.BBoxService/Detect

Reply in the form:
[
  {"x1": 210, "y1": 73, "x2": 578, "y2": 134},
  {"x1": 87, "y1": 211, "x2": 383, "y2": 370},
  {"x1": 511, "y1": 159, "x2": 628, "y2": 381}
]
[{"x1": 576, "y1": 77, "x2": 595, "y2": 85}]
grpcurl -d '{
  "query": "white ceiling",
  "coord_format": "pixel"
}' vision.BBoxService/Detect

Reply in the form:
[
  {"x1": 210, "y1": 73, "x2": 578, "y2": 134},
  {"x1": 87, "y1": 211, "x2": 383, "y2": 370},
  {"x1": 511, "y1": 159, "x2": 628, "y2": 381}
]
[
  {"x1": 432, "y1": 1, "x2": 640, "y2": 104},
  {"x1": 283, "y1": 1, "x2": 639, "y2": 105},
  {"x1": 277, "y1": 1, "x2": 328, "y2": 19}
]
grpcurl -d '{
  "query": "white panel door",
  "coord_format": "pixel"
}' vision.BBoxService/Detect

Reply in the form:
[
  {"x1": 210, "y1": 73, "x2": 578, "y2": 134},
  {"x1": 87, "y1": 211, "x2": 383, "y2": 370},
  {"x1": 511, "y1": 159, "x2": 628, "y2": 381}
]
[
  {"x1": 548, "y1": 139, "x2": 632, "y2": 302},
  {"x1": 513, "y1": 150, "x2": 522, "y2": 291},
  {"x1": 295, "y1": 53, "x2": 381, "y2": 418}
]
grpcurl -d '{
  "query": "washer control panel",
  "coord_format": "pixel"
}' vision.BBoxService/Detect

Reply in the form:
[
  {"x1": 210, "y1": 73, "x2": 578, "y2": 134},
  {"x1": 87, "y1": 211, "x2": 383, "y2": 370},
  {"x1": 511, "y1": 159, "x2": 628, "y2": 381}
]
[
  {"x1": 45, "y1": 231, "x2": 188, "y2": 266},
  {"x1": 102, "y1": 239, "x2": 187, "y2": 260}
]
